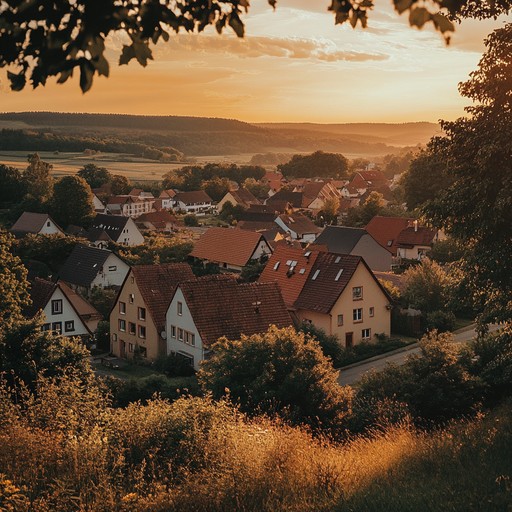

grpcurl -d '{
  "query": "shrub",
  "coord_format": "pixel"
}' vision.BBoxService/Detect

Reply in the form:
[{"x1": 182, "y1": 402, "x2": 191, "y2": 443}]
[
  {"x1": 183, "y1": 214, "x2": 199, "y2": 227},
  {"x1": 298, "y1": 322, "x2": 344, "y2": 366},
  {"x1": 426, "y1": 310, "x2": 456, "y2": 332},
  {"x1": 154, "y1": 353, "x2": 196, "y2": 377}
]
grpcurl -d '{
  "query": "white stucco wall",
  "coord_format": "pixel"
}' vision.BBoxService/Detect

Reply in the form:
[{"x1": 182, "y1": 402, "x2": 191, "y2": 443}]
[
  {"x1": 41, "y1": 287, "x2": 89, "y2": 336},
  {"x1": 90, "y1": 253, "x2": 130, "y2": 289},
  {"x1": 116, "y1": 217, "x2": 144, "y2": 246},
  {"x1": 38, "y1": 218, "x2": 64, "y2": 236}
]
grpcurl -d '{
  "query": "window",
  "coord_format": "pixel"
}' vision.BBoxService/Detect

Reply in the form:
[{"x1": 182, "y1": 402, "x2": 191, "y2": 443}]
[
  {"x1": 353, "y1": 308, "x2": 363, "y2": 322},
  {"x1": 46, "y1": 221, "x2": 51, "y2": 227},
  {"x1": 129, "y1": 294, "x2": 134, "y2": 303},
  {"x1": 337, "y1": 314, "x2": 344, "y2": 327},
  {"x1": 51, "y1": 299, "x2": 63, "y2": 315},
  {"x1": 130, "y1": 276, "x2": 135, "y2": 283},
  {"x1": 362, "y1": 328, "x2": 371, "y2": 340},
  {"x1": 335, "y1": 269, "x2": 344, "y2": 281},
  {"x1": 52, "y1": 322, "x2": 62, "y2": 333},
  {"x1": 138, "y1": 307, "x2": 146, "y2": 321},
  {"x1": 311, "y1": 269, "x2": 320, "y2": 280},
  {"x1": 129, "y1": 343, "x2": 134, "y2": 353},
  {"x1": 128, "y1": 322, "x2": 136, "y2": 335},
  {"x1": 119, "y1": 302, "x2": 126, "y2": 314},
  {"x1": 185, "y1": 331, "x2": 195, "y2": 346},
  {"x1": 177, "y1": 301, "x2": 183, "y2": 316},
  {"x1": 138, "y1": 325, "x2": 146, "y2": 339},
  {"x1": 352, "y1": 287, "x2": 363, "y2": 300},
  {"x1": 112, "y1": 333, "x2": 117, "y2": 342},
  {"x1": 139, "y1": 346, "x2": 147, "y2": 358},
  {"x1": 178, "y1": 328, "x2": 184, "y2": 341},
  {"x1": 42, "y1": 323, "x2": 51, "y2": 332},
  {"x1": 64, "y1": 321, "x2": 75, "y2": 332},
  {"x1": 369, "y1": 307, "x2": 375, "y2": 317},
  {"x1": 273, "y1": 261, "x2": 280, "y2": 270},
  {"x1": 119, "y1": 319, "x2": 126, "y2": 332},
  {"x1": 171, "y1": 325, "x2": 176, "y2": 338},
  {"x1": 108, "y1": 265, "x2": 117, "y2": 271}
]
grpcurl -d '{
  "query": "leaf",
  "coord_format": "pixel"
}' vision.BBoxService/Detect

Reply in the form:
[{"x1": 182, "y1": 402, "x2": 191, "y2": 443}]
[
  {"x1": 119, "y1": 44, "x2": 135, "y2": 65},
  {"x1": 89, "y1": 36, "x2": 105, "y2": 58},
  {"x1": 94, "y1": 55, "x2": 110, "y2": 77},
  {"x1": 267, "y1": 0, "x2": 277, "y2": 8},
  {"x1": 432, "y1": 13, "x2": 455, "y2": 33},
  {"x1": 57, "y1": 68, "x2": 73, "y2": 84},
  {"x1": 7, "y1": 71, "x2": 26, "y2": 91},
  {"x1": 79, "y1": 60, "x2": 94, "y2": 93},
  {"x1": 394, "y1": 0, "x2": 413, "y2": 14},
  {"x1": 228, "y1": 13, "x2": 244, "y2": 38},
  {"x1": 409, "y1": 6, "x2": 431, "y2": 28},
  {"x1": 335, "y1": 11, "x2": 350, "y2": 24},
  {"x1": 132, "y1": 41, "x2": 153, "y2": 66}
]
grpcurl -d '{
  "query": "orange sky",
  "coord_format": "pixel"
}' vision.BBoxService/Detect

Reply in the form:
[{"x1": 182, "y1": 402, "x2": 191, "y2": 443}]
[{"x1": 0, "y1": 1, "x2": 509, "y2": 123}]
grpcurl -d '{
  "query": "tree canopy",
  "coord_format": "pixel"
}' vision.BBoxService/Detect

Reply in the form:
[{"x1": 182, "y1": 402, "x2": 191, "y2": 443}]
[
  {"x1": 278, "y1": 151, "x2": 348, "y2": 179},
  {"x1": 51, "y1": 175, "x2": 95, "y2": 228},
  {"x1": 2, "y1": 0, "x2": 509, "y2": 93},
  {"x1": 422, "y1": 22, "x2": 512, "y2": 324}
]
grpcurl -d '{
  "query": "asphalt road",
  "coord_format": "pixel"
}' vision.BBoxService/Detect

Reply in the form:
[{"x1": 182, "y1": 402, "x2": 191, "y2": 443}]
[{"x1": 338, "y1": 324, "x2": 501, "y2": 387}]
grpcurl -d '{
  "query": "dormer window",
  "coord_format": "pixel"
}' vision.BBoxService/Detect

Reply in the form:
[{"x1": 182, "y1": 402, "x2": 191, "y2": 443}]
[
  {"x1": 312, "y1": 270, "x2": 320, "y2": 280},
  {"x1": 335, "y1": 269, "x2": 344, "y2": 281}
]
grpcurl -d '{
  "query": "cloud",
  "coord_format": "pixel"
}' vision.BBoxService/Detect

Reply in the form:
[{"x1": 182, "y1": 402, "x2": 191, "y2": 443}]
[{"x1": 154, "y1": 34, "x2": 388, "y2": 63}]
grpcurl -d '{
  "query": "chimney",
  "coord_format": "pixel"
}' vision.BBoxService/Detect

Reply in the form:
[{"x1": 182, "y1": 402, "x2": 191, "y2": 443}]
[{"x1": 414, "y1": 220, "x2": 418, "y2": 232}]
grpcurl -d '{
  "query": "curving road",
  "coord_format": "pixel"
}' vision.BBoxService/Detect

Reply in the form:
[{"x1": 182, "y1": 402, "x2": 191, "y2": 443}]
[{"x1": 337, "y1": 324, "x2": 501, "y2": 387}]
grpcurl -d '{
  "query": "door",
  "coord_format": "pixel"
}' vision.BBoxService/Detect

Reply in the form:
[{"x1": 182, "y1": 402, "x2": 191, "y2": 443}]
[
  {"x1": 120, "y1": 340, "x2": 126, "y2": 358},
  {"x1": 345, "y1": 332, "x2": 353, "y2": 349}
]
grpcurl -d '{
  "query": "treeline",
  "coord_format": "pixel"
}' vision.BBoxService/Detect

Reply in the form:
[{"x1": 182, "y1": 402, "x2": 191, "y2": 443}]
[{"x1": 0, "y1": 129, "x2": 184, "y2": 161}]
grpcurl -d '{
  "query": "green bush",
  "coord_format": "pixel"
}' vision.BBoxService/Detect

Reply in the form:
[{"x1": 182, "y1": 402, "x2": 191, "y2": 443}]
[
  {"x1": 184, "y1": 214, "x2": 199, "y2": 227},
  {"x1": 155, "y1": 353, "x2": 196, "y2": 377},
  {"x1": 426, "y1": 310, "x2": 456, "y2": 332}
]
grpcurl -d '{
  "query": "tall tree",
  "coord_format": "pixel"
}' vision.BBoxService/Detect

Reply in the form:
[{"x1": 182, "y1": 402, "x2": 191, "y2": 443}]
[
  {"x1": 77, "y1": 163, "x2": 112, "y2": 189},
  {"x1": 0, "y1": 231, "x2": 30, "y2": 331},
  {"x1": 278, "y1": 151, "x2": 348, "y2": 179},
  {"x1": 22, "y1": 153, "x2": 53, "y2": 202},
  {"x1": 0, "y1": 164, "x2": 26, "y2": 206},
  {"x1": 424, "y1": 23, "x2": 512, "y2": 324},
  {"x1": 110, "y1": 174, "x2": 131, "y2": 195},
  {"x1": 51, "y1": 176, "x2": 95, "y2": 228}
]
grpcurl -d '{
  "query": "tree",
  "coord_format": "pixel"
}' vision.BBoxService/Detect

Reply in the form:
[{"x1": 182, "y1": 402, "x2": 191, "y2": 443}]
[
  {"x1": 51, "y1": 175, "x2": 95, "y2": 228},
  {"x1": 0, "y1": 164, "x2": 26, "y2": 206},
  {"x1": 344, "y1": 191, "x2": 386, "y2": 227},
  {"x1": 401, "y1": 147, "x2": 454, "y2": 210},
  {"x1": 110, "y1": 174, "x2": 131, "y2": 195},
  {"x1": 199, "y1": 326, "x2": 352, "y2": 430},
  {"x1": 278, "y1": 151, "x2": 348, "y2": 179},
  {"x1": 77, "y1": 164, "x2": 112, "y2": 189},
  {"x1": 243, "y1": 177, "x2": 270, "y2": 200},
  {"x1": 423, "y1": 23, "x2": 512, "y2": 324},
  {"x1": 0, "y1": 231, "x2": 30, "y2": 331},
  {"x1": 2, "y1": 1, "x2": 507, "y2": 93},
  {"x1": 402, "y1": 258, "x2": 451, "y2": 314},
  {"x1": 202, "y1": 177, "x2": 230, "y2": 202},
  {"x1": 22, "y1": 153, "x2": 53, "y2": 202},
  {"x1": 89, "y1": 287, "x2": 118, "y2": 320}
]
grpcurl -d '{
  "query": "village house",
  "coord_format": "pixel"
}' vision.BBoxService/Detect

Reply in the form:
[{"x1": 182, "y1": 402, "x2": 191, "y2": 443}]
[
  {"x1": 59, "y1": 244, "x2": 130, "y2": 295},
  {"x1": 24, "y1": 278, "x2": 100, "y2": 341},
  {"x1": 91, "y1": 214, "x2": 144, "y2": 246},
  {"x1": 166, "y1": 275, "x2": 292, "y2": 370},
  {"x1": 92, "y1": 193, "x2": 107, "y2": 214},
  {"x1": 365, "y1": 216, "x2": 414, "y2": 256},
  {"x1": 217, "y1": 188, "x2": 261, "y2": 211},
  {"x1": 106, "y1": 195, "x2": 155, "y2": 218},
  {"x1": 190, "y1": 227, "x2": 272, "y2": 272},
  {"x1": 260, "y1": 245, "x2": 392, "y2": 347},
  {"x1": 314, "y1": 226, "x2": 392, "y2": 271},
  {"x1": 274, "y1": 213, "x2": 322, "y2": 243},
  {"x1": 10, "y1": 212, "x2": 65, "y2": 237},
  {"x1": 171, "y1": 190, "x2": 213, "y2": 214},
  {"x1": 261, "y1": 171, "x2": 286, "y2": 196},
  {"x1": 110, "y1": 263, "x2": 195, "y2": 360},
  {"x1": 395, "y1": 221, "x2": 445, "y2": 260},
  {"x1": 291, "y1": 180, "x2": 342, "y2": 211},
  {"x1": 158, "y1": 189, "x2": 177, "y2": 210},
  {"x1": 136, "y1": 210, "x2": 178, "y2": 233}
]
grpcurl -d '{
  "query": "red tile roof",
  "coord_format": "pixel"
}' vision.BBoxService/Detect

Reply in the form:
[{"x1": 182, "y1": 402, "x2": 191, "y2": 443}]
[
  {"x1": 24, "y1": 278, "x2": 57, "y2": 317},
  {"x1": 131, "y1": 263, "x2": 195, "y2": 333},
  {"x1": 137, "y1": 210, "x2": 177, "y2": 227},
  {"x1": 276, "y1": 213, "x2": 322, "y2": 236},
  {"x1": 226, "y1": 188, "x2": 261, "y2": 207},
  {"x1": 174, "y1": 190, "x2": 212, "y2": 204},
  {"x1": 259, "y1": 245, "x2": 320, "y2": 308},
  {"x1": 365, "y1": 216, "x2": 413, "y2": 255},
  {"x1": 396, "y1": 226, "x2": 437, "y2": 247},
  {"x1": 178, "y1": 275, "x2": 292, "y2": 346},
  {"x1": 191, "y1": 228, "x2": 269, "y2": 267},
  {"x1": 159, "y1": 189, "x2": 176, "y2": 199}
]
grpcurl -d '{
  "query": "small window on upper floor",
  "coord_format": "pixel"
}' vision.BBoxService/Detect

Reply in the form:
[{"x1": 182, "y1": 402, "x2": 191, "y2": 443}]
[
  {"x1": 352, "y1": 287, "x2": 363, "y2": 300},
  {"x1": 177, "y1": 301, "x2": 183, "y2": 316},
  {"x1": 51, "y1": 299, "x2": 63, "y2": 315},
  {"x1": 129, "y1": 294, "x2": 134, "y2": 304},
  {"x1": 46, "y1": 221, "x2": 51, "y2": 227}
]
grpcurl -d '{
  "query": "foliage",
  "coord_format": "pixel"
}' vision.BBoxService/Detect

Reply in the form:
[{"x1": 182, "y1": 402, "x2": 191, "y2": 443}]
[
  {"x1": 0, "y1": 231, "x2": 30, "y2": 331},
  {"x1": 2, "y1": 0, "x2": 503, "y2": 92},
  {"x1": 381, "y1": 150, "x2": 415, "y2": 178},
  {"x1": 298, "y1": 322, "x2": 344, "y2": 366},
  {"x1": 425, "y1": 310, "x2": 456, "y2": 332},
  {"x1": 183, "y1": 213, "x2": 199, "y2": 227},
  {"x1": 239, "y1": 259, "x2": 266, "y2": 283},
  {"x1": 343, "y1": 191, "x2": 386, "y2": 227},
  {"x1": 278, "y1": 150, "x2": 348, "y2": 179},
  {"x1": 428, "y1": 238, "x2": 464, "y2": 264},
  {"x1": 117, "y1": 236, "x2": 193, "y2": 266},
  {"x1": 77, "y1": 163, "x2": 111, "y2": 189},
  {"x1": 316, "y1": 196, "x2": 340, "y2": 226},
  {"x1": 0, "y1": 318, "x2": 93, "y2": 389},
  {"x1": 95, "y1": 320, "x2": 110, "y2": 352},
  {"x1": 14, "y1": 233, "x2": 86, "y2": 274},
  {"x1": 0, "y1": 164, "x2": 26, "y2": 207},
  {"x1": 110, "y1": 174, "x2": 132, "y2": 195},
  {"x1": 336, "y1": 337, "x2": 411, "y2": 368},
  {"x1": 89, "y1": 287, "x2": 118, "y2": 320},
  {"x1": 202, "y1": 177, "x2": 230, "y2": 202},
  {"x1": 218, "y1": 201, "x2": 246, "y2": 224},
  {"x1": 357, "y1": 330, "x2": 484, "y2": 424},
  {"x1": 50, "y1": 175, "x2": 95, "y2": 228},
  {"x1": 199, "y1": 326, "x2": 353, "y2": 431},
  {"x1": 378, "y1": 278, "x2": 401, "y2": 303},
  {"x1": 348, "y1": 157, "x2": 371, "y2": 175},
  {"x1": 423, "y1": 23, "x2": 512, "y2": 324},
  {"x1": 401, "y1": 147, "x2": 454, "y2": 210},
  {"x1": 154, "y1": 353, "x2": 197, "y2": 378},
  {"x1": 402, "y1": 258, "x2": 451, "y2": 314},
  {"x1": 22, "y1": 153, "x2": 53, "y2": 203},
  {"x1": 243, "y1": 177, "x2": 270, "y2": 199}
]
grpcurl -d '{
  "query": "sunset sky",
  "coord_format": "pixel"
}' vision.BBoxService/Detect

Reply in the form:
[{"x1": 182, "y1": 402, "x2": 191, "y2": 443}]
[{"x1": 1, "y1": 1, "x2": 509, "y2": 123}]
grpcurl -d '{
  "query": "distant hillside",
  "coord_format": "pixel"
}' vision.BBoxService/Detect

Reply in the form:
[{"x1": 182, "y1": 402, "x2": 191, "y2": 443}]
[
  {"x1": 0, "y1": 112, "x2": 435, "y2": 158},
  {"x1": 257, "y1": 122, "x2": 442, "y2": 147}
]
